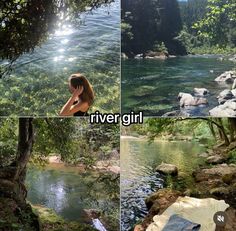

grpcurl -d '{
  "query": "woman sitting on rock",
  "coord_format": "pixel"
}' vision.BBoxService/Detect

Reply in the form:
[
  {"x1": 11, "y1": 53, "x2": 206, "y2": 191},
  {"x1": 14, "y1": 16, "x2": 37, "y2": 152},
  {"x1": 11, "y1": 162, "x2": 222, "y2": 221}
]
[{"x1": 60, "y1": 73, "x2": 94, "y2": 116}]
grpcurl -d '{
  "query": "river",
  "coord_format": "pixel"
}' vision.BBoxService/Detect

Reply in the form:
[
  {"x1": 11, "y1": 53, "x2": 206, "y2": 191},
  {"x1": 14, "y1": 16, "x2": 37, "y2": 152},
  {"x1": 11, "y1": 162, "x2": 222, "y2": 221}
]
[
  {"x1": 0, "y1": 0, "x2": 120, "y2": 116},
  {"x1": 120, "y1": 137, "x2": 205, "y2": 231},
  {"x1": 26, "y1": 164, "x2": 119, "y2": 229},
  {"x1": 122, "y1": 55, "x2": 235, "y2": 116}
]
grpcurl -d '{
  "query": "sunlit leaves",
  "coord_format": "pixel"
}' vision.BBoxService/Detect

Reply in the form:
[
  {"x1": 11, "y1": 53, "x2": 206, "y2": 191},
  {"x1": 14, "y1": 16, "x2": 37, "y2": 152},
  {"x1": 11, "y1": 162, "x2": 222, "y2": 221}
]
[{"x1": 192, "y1": 0, "x2": 236, "y2": 46}]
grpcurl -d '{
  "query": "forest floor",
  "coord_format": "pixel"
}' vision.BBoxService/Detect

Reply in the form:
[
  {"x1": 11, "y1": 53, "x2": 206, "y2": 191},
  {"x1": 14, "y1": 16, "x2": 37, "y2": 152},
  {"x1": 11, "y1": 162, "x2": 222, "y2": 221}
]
[{"x1": 134, "y1": 141, "x2": 236, "y2": 231}]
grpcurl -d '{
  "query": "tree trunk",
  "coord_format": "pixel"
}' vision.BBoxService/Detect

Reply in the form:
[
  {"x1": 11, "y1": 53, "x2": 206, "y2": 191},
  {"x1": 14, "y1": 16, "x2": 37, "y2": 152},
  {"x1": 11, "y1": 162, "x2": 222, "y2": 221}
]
[
  {"x1": 0, "y1": 118, "x2": 40, "y2": 230},
  {"x1": 207, "y1": 120, "x2": 216, "y2": 140},
  {"x1": 0, "y1": 118, "x2": 34, "y2": 206},
  {"x1": 228, "y1": 118, "x2": 236, "y2": 143}
]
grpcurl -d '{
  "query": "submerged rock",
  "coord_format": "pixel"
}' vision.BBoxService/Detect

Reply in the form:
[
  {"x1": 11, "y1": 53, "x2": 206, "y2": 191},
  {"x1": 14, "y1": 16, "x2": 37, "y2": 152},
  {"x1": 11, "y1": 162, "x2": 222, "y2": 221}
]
[
  {"x1": 162, "y1": 110, "x2": 190, "y2": 117},
  {"x1": 193, "y1": 88, "x2": 209, "y2": 96},
  {"x1": 178, "y1": 92, "x2": 208, "y2": 107},
  {"x1": 155, "y1": 163, "x2": 178, "y2": 176}
]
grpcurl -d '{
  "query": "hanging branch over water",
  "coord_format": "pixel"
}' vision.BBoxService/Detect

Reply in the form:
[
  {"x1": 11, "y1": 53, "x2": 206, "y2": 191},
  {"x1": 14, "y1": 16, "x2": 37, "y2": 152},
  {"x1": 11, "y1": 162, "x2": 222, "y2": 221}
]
[{"x1": 0, "y1": 0, "x2": 114, "y2": 78}]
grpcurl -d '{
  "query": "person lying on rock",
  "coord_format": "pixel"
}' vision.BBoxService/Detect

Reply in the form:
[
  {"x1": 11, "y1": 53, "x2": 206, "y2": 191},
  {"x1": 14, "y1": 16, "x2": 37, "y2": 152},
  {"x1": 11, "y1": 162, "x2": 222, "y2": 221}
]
[{"x1": 60, "y1": 73, "x2": 94, "y2": 116}]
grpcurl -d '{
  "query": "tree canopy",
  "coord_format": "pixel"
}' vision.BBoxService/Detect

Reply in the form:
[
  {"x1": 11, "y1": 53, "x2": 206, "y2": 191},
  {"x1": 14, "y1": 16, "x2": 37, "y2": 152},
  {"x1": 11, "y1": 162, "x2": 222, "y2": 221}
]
[{"x1": 121, "y1": 0, "x2": 187, "y2": 56}]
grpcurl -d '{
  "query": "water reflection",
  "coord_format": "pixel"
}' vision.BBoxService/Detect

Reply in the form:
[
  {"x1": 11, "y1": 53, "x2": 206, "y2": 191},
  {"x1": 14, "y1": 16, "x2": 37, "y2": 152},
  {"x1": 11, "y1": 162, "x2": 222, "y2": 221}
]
[
  {"x1": 26, "y1": 166, "x2": 118, "y2": 223},
  {"x1": 0, "y1": 0, "x2": 120, "y2": 115},
  {"x1": 55, "y1": 25, "x2": 74, "y2": 36},
  {"x1": 121, "y1": 137, "x2": 205, "y2": 231}
]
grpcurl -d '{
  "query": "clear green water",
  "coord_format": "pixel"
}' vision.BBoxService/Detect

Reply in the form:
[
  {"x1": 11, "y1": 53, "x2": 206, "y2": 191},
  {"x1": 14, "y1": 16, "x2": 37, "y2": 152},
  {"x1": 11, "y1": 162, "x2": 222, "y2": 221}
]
[
  {"x1": 121, "y1": 137, "x2": 205, "y2": 231},
  {"x1": 26, "y1": 165, "x2": 119, "y2": 225},
  {"x1": 122, "y1": 56, "x2": 235, "y2": 116},
  {"x1": 0, "y1": 1, "x2": 120, "y2": 116}
]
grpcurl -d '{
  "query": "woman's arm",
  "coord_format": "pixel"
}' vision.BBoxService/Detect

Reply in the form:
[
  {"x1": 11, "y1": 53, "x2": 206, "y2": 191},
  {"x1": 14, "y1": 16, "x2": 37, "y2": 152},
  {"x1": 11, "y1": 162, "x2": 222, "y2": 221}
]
[{"x1": 59, "y1": 86, "x2": 83, "y2": 116}]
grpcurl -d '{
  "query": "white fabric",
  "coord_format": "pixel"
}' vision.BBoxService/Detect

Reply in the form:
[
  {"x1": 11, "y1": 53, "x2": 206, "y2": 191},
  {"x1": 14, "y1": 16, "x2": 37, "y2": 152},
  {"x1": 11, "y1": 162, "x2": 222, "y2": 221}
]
[
  {"x1": 92, "y1": 218, "x2": 107, "y2": 231},
  {"x1": 146, "y1": 196, "x2": 229, "y2": 231}
]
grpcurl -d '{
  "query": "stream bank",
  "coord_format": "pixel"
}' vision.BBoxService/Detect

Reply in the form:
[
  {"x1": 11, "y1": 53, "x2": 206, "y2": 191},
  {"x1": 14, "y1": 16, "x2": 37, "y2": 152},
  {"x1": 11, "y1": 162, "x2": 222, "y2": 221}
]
[
  {"x1": 122, "y1": 54, "x2": 235, "y2": 116},
  {"x1": 134, "y1": 142, "x2": 236, "y2": 231}
]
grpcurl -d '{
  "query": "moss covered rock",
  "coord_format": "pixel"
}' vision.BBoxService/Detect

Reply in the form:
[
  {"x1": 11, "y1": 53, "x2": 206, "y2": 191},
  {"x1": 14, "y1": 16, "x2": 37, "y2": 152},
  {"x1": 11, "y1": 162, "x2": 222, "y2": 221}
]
[{"x1": 32, "y1": 205, "x2": 97, "y2": 231}]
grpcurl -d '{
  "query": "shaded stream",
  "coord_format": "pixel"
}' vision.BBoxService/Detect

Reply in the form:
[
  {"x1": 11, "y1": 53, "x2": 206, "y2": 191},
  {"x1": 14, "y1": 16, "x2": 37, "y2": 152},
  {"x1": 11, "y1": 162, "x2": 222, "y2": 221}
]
[
  {"x1": 26, "y1": 164, "x2": 118, "y2": 226},
  {"x1": 120, "y1": 137, "x2": 205, "y2": 231}
]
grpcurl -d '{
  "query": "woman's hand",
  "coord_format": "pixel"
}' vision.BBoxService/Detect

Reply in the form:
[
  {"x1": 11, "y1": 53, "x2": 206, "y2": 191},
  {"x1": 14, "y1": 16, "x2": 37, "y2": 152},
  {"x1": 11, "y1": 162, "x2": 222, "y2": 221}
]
[{"x1": 72, "y1": 86, "x2": 84, "y2": 100}]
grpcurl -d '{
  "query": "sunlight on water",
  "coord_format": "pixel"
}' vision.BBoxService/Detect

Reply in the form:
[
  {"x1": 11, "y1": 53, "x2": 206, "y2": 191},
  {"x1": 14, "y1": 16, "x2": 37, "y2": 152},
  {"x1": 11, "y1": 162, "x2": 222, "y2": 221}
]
[
  {"x1": 0, "y1": 0, "x2": 120, "y2": 115},
  {"x1": 55, "y1": 24, "x2": 74, "y2": 36}
]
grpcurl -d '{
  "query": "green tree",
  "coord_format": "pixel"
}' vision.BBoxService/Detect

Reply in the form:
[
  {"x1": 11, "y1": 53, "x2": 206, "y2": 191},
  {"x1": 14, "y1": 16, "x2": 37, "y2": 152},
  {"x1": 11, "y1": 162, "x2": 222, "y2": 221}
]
[
  {"x1": 121, "y1": 0, "x2": 186, "y2": 56},
  {"x1": 0, "y1": 118, "x2": 120, "y2": 230},
  {"x1": 192, "y1": 0, "x2": 236, "y2": 46}
]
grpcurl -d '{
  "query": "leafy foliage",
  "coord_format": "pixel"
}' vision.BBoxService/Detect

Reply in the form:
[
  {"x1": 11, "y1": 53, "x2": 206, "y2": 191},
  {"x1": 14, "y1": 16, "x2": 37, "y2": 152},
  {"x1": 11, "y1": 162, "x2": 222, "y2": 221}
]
[
  {"x1": 0, "y1": 118, "x2": 120, "y2": 167},
  {"x1": 178, "y1": 0, "x2": 236, "y2": 51},
  {"x1": 0, "y1": 0, "x2": 114, "y2": 62},
  {"x1": 192, "y1": 0, "x2": 236, "y2": 46},
  {"x1": 121, "y1": 0, "x2": 186, "y2": 56}
]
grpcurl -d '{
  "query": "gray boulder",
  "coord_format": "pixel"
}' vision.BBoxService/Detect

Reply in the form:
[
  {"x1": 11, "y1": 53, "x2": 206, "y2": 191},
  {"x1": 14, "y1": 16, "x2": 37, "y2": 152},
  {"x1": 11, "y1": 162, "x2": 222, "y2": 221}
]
[
  {"x1": 194, "y1": 88, "x2": 209, "y2": 96},
  {"x1": 155, "y1": 163, "x2": 178, "y2": 176},
  {"x1": 215, "y1": 71, "x2": 236, "y2": 84},
  {"x1": 209, "y1": 99, "x2": 236, "y2": 117},
  {"x1": 178, "y1": 92, "x2": 208, "y2": 107},
  {"x1": 217, "y1": 89, "x2": 235, "y2": 104},
  {"x1": 232, "y1": 79, "x2": 236, "y2": 90}
]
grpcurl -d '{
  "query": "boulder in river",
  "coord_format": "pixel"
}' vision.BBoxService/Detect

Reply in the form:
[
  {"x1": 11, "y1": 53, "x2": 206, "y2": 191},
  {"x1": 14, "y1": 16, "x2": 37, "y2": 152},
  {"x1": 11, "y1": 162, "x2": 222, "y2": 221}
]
[
  {"x1": 215, "y1": 71, "x2": 236, "y2": 84},
  {"x1": 229, "y1": 55, "x2": 236, "y2": 62},
  {"x1": 178, "y1": 92, "x2": 208, "y2": 107},
  {"x1": 145, "y1": 51, "x2": 168, "y2": 60},
  {"x1": 121, "y1": 53, "x2": 128, "y2": 59},
  {"x1": 209, "y1": 99, "x2": 236, "y2": 117},
  {"x1": 134, "y1": 54, "x2": 143, "y2": 59},
  {"x1": 193, "y1": 88, "x2": 209, "y2": 96},
  {"x1": 155, "y1": 163, "x2": 178, "y2": 176},
  {"x1": 217, "y1": 89, "x2": 235, "y2": 104}
]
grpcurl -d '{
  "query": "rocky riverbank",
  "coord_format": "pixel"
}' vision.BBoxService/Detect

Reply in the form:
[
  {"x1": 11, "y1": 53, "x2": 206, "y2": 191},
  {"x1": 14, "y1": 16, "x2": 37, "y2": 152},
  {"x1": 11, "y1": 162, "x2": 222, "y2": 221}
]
[
  {"x1": 47, "y1": 149, "x2": 120, "y2": 174},
  {"x1": 161, "y1": 55, "x2": 236, "y2": 117},
  {"x1": 134, "y1": 144, "x2": 236, "y2": 230}
]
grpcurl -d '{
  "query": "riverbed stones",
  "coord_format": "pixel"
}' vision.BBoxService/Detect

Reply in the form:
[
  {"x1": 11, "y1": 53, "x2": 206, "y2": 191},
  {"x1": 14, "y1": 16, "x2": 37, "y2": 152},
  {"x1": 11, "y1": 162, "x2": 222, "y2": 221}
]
[
  {"x1": 217, "y1": 89, "x2": 235, "y2": 104},
  {"x1": 206, "y1": 155, "x2": 227, "y2": 164},
  {"x1": 209, "y1": 99, "x2": 236, "y2": 117},
  {"x1": 193, "y1": 164, "x2": 236, "y2": 182},
  {"x1": 215, "y1": 71, "x2": 236, "y2": 83},
  {"x1": 162, "y1": 110, "x2": 190, "y2": 117},
  {"x1": 178, "y1": 92, "x2": 208, "y2": 107},
  {"x1": 229, "y1": 55, "x2": 236, "y2": 62},
  {"x1": 193, "y1": 88, "x2": 209, "y2": 96},
  {"x1": 155, "y1": 163, "x2": 178, "y2": 176}
]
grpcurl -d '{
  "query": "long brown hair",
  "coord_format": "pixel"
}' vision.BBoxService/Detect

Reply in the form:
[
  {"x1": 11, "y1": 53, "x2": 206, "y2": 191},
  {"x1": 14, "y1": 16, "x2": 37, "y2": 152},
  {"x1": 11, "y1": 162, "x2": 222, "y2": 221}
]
[{"x1": 69, "y1": 73, "x2": 94, "y2": 106}]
